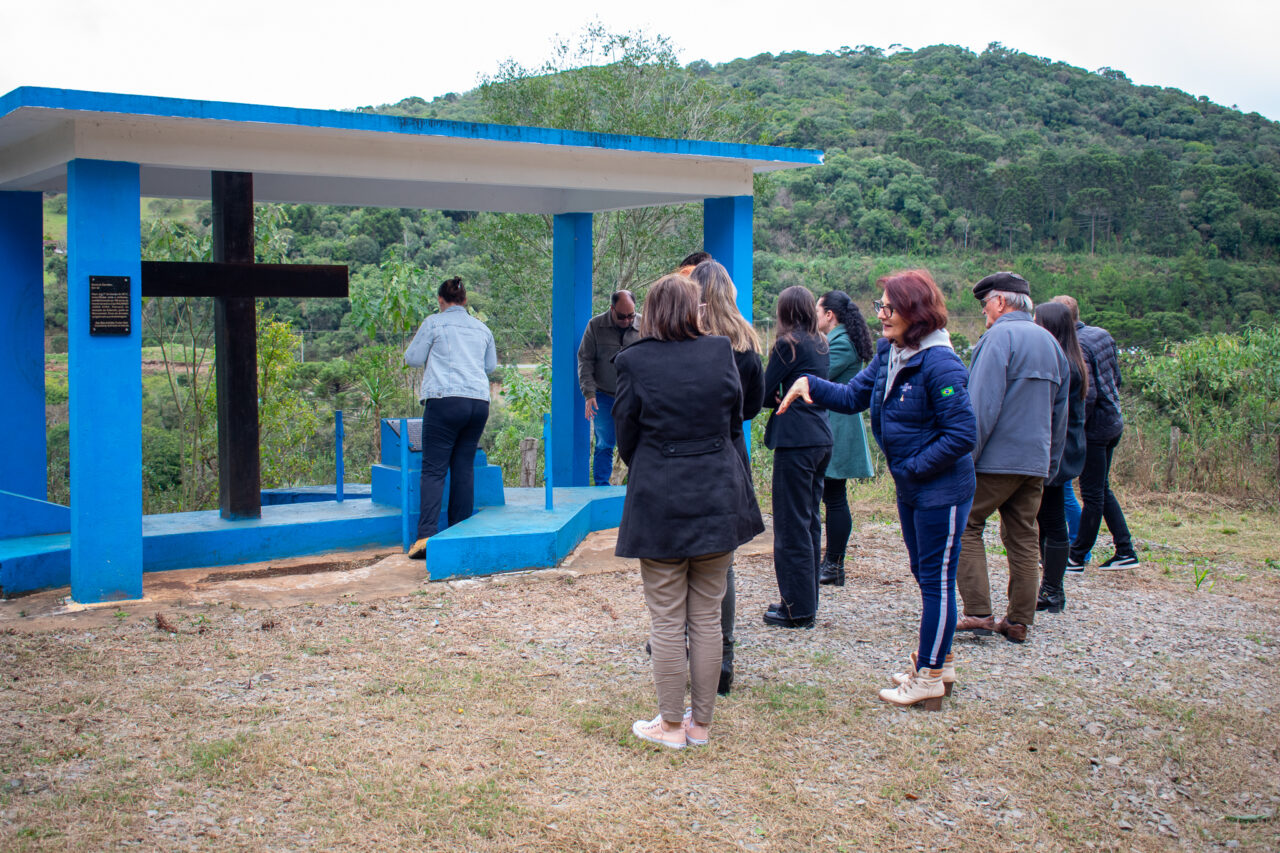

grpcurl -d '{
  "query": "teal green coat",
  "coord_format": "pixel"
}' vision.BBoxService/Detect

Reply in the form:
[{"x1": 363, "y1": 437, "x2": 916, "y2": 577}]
[{"x1": 824, "y1": 326, "x2": 876, "y2": 480}]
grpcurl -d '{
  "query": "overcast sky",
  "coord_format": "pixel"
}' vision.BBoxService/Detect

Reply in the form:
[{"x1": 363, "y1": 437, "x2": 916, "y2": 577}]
[{"x1": 4, "y1": 0, "x2": 1278, "y2": 122}]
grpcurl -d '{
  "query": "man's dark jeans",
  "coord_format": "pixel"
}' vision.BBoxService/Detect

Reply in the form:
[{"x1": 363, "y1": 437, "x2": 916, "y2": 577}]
[
  {"x1": 1070, "y1": 436, "x2": 1133, "y2": 561},
  {"x1": 417, "y1": 397, "x2": 489, "y2": 540}
]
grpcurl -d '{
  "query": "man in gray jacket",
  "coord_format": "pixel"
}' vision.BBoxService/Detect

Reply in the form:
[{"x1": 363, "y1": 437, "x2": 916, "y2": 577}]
[
  {"x1": 578, "y1": 291, "x2": 640, "y2": 485},
  {"x1": 956, "y1": 272, "x2": 1069, "y2": 644}
]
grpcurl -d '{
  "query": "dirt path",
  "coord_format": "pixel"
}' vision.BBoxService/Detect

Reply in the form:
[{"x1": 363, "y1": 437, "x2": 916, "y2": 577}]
[{"x1": 1, "y1": 521, "x2": 1277, "y2": 851}]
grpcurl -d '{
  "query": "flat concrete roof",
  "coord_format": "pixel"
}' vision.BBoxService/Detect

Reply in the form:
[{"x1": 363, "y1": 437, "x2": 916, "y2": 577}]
[{"x1": 0, "y1": 87, "x2": 823, "y2": 214}]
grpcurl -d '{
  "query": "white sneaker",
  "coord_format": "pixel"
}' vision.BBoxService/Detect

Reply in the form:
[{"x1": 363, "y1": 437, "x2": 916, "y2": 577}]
[{"x1": 632, "y1": 715, "x2": 686, "y2": 749}]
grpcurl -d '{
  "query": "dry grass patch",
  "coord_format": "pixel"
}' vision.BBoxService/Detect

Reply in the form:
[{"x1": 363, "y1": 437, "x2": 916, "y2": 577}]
[{"x1": 2, "y1": 517, "x2": 1278, "y2": 850}]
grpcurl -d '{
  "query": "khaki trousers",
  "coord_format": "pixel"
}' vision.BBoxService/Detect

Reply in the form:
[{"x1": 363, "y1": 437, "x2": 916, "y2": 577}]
[
  {"x1": 957, "y1": 473, "x2": 1044, "y2": 627},
  {"x1": 640, "y1": 551, "x2": 731, "y2": 725}
]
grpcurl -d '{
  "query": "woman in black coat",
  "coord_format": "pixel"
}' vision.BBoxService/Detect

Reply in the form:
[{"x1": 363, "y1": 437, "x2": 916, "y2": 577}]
[
  {"x1": 690, "y1": 259, "x2": 765, "y2": 696},
  {"x1": 614, "y1": 274, "x2": 764, "y2": 749},
  {"x1": 762, "y1": 286, "x2": 832, "y2": 628}
]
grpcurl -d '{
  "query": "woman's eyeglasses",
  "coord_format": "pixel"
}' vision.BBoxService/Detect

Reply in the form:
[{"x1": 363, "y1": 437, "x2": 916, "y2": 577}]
[{"x1": 873, "y1": 300, "x2": 895, "y2": 318}]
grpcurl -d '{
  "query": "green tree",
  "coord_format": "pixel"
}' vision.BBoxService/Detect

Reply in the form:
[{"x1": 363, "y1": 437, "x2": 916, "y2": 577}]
[
  {"x1": 256, "y1": 316, "x2": 322, "y2": 487},
  {"x1": 470, "y1": 24, "x2": 758, "y2": 350}
]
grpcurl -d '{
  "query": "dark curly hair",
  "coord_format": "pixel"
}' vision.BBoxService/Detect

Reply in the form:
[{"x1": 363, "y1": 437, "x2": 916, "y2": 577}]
[{"x1": 820, "y1": 290, "x2": 874, "y2": 363}]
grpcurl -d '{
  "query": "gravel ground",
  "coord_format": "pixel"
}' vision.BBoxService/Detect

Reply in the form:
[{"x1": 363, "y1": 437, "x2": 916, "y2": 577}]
[{"x1": 1, "y1": 516, "x2": 1277, "y2": 851}]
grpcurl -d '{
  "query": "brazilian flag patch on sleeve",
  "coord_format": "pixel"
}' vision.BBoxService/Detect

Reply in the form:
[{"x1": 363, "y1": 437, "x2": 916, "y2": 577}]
[{"x1": 940, "y1": 386, "x2": 955, "y2": 397}]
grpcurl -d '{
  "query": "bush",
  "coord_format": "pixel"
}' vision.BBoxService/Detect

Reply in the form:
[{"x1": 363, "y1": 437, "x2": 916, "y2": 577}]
[
  {"x1": 1117, "y1": 327, "x2": 1280, "y2": 501},
  {"x1": 484, "y1": 365, "x2": 551, "y2": 485}
]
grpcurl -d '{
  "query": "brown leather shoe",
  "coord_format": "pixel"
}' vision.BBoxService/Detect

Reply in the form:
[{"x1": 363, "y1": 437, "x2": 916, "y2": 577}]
[
  {"x1": 956, "y1": 614, "x2": 995, "y2": 635},
  {"x1": 995, "y1": 618, "x2": 1028, "y2": 644}
]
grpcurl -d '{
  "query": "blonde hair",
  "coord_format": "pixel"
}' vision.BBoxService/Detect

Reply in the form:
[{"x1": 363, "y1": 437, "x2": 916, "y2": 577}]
[
  {"x1": 689, "y1": 261, "x2": 762, "y2": 354},
  {"x1": 1051, "y1": 294, "x2": 1080, "y2": 322}
]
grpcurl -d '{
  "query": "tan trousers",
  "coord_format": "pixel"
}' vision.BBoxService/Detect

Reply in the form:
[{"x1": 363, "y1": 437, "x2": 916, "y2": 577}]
[
  {"x1": 640, "y1": 551, "x2": 731, "y2": 725},
  {"x1": 957, "y1": 473, "x2": 1043, "y2": 627}
]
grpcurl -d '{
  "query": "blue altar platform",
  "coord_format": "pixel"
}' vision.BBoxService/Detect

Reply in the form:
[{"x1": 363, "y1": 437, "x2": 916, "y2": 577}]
[{"x1": 0, "y1": 485, "x2": 626, "y2": 596}]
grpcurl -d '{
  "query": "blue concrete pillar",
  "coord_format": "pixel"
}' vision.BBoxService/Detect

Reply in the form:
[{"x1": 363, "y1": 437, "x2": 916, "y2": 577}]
[
  {"x1": 705, "y1": 195, "x2": 756, "y2": 460},
  {"x1": 0, "y1": 191, "x2": 47, "y2": 502},
  {"x1": 67, "y1": 160, "x2": 143, "y2": 602},
  {"x1": 704, "y1": 196, "x2": 754, "y2": 322},
  {"x1": 551, "y1": 212, "x2": 593, "y2": 486}
]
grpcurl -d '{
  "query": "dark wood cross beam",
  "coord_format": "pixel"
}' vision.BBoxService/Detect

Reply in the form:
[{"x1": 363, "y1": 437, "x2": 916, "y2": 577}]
[{"x1": 141, "y1": 172, "x2": 348, "y2": 520}]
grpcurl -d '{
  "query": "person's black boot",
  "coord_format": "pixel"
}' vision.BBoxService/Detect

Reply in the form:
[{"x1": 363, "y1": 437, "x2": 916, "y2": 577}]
[
  {"x1": 1036, "y1": 583, "x2": 1066, "y2": 613},
  {"x1": 818, "y1": 557, "x2": 845, "y2": 586},
  {"x1": 717, "y1": 665, "x2": 733, "y2": 696},
  {"x1": 1037, "y1": 543, "x2": 1069, "y2": 613}
]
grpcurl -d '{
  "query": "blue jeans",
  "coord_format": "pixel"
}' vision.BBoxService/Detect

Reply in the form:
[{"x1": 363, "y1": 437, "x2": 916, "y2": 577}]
[
  {"x1": 592, "y1": 392, "x2": 616, "y2": 486},
  {"x1": 898, "y1": 498, "x2": 971, "y2": 670},
  {"x1": 1062, "y1": 479, "x2": 1092, "y2": 562}
]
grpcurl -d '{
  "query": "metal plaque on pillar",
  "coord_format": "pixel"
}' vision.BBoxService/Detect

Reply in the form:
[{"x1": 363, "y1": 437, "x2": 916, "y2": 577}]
[{"x1": 89, "y1": 275, "x2": 131, "y2": 335}]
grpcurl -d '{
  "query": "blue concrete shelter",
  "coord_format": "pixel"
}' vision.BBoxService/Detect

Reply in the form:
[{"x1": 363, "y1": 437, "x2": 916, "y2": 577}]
[{"x1": 0, "y1": 87, "x2": 822, "y2": 603}]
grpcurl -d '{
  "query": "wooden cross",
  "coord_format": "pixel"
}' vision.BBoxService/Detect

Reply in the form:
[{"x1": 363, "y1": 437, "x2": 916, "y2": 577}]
[{"x1": 141, "y1": 172, "x2": 348, "y2": 520}]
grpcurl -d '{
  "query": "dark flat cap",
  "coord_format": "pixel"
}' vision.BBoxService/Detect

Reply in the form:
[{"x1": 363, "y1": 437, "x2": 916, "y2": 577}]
[{"x1": 973, "y1": 271, "x2": 1030, "y2": 300}]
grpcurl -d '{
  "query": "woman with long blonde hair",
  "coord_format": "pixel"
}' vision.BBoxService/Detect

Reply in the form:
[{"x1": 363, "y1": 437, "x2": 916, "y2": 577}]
[{"x1": 690, "y1": 260, "x2": 764, "y2": 695}]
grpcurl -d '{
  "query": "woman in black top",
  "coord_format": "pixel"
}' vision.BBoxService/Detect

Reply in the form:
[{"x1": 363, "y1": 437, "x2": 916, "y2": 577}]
[
  {"x1": 690, "y1": 259, "x2": 765, "y2": 695},
  {"x1": 1033, "y1": 301, "x2": 1088, "y2": 613},
  {"x1": 762, "y1": 286, "x2": 832, "y2": 628}
]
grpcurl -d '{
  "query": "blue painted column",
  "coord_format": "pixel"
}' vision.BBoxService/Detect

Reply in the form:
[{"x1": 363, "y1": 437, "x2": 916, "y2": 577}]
[
  {"x1": 0, "y1": 192, "x2": 47, "y2": 502},
  {"x1": 67, "y1": 160, "x2": 143, "y2": 602},
  {"x1": 551, "y1": 213, "x2": 593, "y2": 486},
  {"x1": 706, "y1": 195, "x2": 756, "y2": 459},
  {"x1": 704, "y1": 196, "x2": 755, "y2": 322}
]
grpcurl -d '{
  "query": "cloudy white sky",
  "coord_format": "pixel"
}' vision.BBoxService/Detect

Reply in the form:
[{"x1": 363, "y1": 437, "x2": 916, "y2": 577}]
[{"x1": 3, "y1": 0, "x2": 1277, "y2": 121}]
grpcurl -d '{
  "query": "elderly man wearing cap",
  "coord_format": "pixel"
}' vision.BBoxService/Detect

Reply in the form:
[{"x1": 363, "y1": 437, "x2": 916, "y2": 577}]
[{"x1": 955, "y1": 272, "x2": 1069, "y2": 644}]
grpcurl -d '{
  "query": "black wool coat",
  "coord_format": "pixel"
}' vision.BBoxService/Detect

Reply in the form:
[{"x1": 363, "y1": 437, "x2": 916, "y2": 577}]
[{"x1": 613, "y1": 335, "x2": 766, "y2": 560}]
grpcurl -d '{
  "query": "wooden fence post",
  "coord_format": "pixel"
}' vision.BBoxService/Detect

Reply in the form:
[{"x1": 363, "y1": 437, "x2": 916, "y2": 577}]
[
  {"x1": 519, "y1": 437, "x2": 538, "y2": 487},
  {"x1": 1165, "y1": 426, "x2": 1180, "y2": 489}
]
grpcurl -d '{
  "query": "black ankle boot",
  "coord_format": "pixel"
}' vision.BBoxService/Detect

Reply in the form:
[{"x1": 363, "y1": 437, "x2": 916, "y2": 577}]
[
  {"x1": 819, "y1": 557, "x2": 845, "y2": 586},
  {"x1": 717, "y1": 665, "x2": 733, "y2": 696},
  {"x1": 1036, "y1": 583, "x2": 1065, "y2": 613},
  {"x1": 1037, "y1": 543, "x2": 1070, "y2": 613}
]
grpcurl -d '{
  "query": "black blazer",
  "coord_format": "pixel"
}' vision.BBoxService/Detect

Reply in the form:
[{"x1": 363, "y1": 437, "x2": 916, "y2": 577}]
[
  {"x1": 762, "y1": 333, "x2": 833, "y2": 450},
  {"x1": 613, "y1": 335, "x2": 766, "y2": 559}
]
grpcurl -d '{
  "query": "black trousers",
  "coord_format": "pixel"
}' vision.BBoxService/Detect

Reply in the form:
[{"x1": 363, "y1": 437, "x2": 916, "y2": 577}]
[
  {"x1": 772, "y1": 445, "x2": 832, "y2": 621},
  {"x1": 1070, "y1": 437, "x2": 1133, "y2": 560},
  {"x1": 417, "y1": 397, "x2": 489, "y2": 540},
  {"x1": 822, "y1": 477, "x2": 852, "y2": 563}
]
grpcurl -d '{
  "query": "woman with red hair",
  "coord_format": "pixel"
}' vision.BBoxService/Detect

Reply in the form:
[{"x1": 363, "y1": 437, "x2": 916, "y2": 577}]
[{"x1": 779, "y1": 270, "x2": 976, "y2": 709}]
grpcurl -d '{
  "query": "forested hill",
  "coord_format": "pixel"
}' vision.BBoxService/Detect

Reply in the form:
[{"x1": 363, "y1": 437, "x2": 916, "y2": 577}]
[
  {"x1": 377, "y1": 42, "x2": 1280, "y2": 263},
  {"x1": 713, "y1": 44, "x2": 1280, "y2": 262}
]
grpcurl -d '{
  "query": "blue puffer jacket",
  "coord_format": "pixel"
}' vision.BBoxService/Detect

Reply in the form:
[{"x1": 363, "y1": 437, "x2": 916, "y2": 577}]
[{"x1": 806, "y1": 337, "x2": 977, "y2": 508}]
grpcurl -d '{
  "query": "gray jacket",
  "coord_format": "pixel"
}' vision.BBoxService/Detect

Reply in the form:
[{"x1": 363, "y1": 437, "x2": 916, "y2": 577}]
[
  {"x1": 403, "y1": 305, "x2": 497, "y2": 402},
  {"x1": 577, "y1": 310, "x2": 640, "y2": 399},
  {"x1": 968, "y1": 311, "x2": 1070, "y2": 481}
]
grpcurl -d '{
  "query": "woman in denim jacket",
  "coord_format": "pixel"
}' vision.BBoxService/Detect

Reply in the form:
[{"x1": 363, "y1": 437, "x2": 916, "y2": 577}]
[
  {"x1": 403, "y1": 276, "x2": 498, "y2": 558},
  {"x1": 779, "y1": 270, "x2": 976, "y2": 709}
]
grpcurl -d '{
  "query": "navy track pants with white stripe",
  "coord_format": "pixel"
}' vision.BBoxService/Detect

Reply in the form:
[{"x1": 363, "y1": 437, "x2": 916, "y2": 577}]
[{"x1": 897, "y1": 498, "x2": 972, "y2": 670}]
